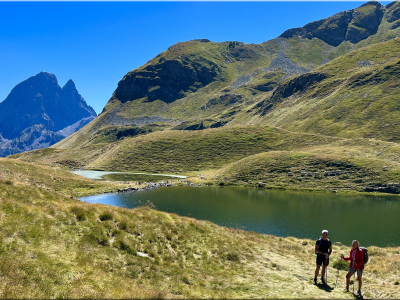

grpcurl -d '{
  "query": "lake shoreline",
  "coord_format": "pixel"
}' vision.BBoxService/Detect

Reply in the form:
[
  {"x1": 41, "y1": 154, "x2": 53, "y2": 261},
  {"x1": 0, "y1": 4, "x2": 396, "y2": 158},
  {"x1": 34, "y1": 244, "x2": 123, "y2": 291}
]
[
  {"x1": 80, "y1": 185, "x2": 400, "y2": 248},
  {"x1": 71, "y1": 169, "x2": 400, "y2": 198}
]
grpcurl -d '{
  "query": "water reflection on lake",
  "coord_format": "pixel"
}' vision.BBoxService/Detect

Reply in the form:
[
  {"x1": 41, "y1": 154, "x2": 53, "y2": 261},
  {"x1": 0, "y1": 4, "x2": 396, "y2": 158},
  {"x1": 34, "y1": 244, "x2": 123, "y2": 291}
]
[{"x1": 81, "y1": 186, "x2": 400, "y2": 247}]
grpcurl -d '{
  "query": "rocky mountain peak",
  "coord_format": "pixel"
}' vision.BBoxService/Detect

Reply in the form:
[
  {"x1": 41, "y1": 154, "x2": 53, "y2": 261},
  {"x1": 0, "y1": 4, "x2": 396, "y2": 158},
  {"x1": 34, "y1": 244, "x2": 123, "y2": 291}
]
[
  {"x1": 0, "y1": 72, "x2": 96, "y2": 155},
  {"x1": 279, "y1": 1, "x2": 385, "y2": 46},
  {"x1": 62, "y1": 79, "x2": 76, "y2": 90}
]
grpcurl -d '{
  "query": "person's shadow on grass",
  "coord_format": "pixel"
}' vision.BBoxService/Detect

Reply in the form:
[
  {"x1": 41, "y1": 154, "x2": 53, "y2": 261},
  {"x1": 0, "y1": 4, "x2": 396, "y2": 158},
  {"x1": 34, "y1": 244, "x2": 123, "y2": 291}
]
[{"x1": 316, "y1": 282, "x2": 334, "y2": 292}]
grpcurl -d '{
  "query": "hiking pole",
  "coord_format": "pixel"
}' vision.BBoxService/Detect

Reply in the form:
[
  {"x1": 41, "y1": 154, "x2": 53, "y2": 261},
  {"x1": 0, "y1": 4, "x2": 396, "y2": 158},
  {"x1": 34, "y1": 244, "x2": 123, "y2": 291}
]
[
  {"x1": 326, "y1": 261, "x2": 328, "y2": 284},
  {"x1": 335, "y1": 257, "x2": 341, "y2": 288},
  {"x1": 325, "y1": 256, "x2": 328, "y2": 284},
  {"x1": 335, "y1": 267, "x2": 339, "y2": 288}
]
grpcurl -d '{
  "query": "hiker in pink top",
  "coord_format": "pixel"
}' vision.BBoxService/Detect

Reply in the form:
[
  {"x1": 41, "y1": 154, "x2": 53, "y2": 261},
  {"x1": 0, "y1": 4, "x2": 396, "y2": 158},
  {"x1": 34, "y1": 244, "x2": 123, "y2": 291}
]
[{"x1": 341, "y1": 240, "x2": 364, "y2": 297}]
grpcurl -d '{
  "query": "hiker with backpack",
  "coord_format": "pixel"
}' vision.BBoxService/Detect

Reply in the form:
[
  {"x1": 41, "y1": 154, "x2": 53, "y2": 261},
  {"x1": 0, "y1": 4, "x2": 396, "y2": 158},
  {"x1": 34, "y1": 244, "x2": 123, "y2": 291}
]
[
  {"x1": 341, "y1": 240, "x2": 367, "y2": 297},
  {"x1": 313, "y1": 229, "x2": 332, "y2": 285}
]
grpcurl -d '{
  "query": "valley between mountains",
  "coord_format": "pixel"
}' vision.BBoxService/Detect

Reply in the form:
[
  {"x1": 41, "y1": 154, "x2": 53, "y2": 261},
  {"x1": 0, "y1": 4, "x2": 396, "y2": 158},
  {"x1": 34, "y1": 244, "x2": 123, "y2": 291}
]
[
  {"x1": 14, "y1": 34, "x2": 400, "y2": 195},
  {"x1": 1, "y1": 1, "x2": 400, "y2": 299}
]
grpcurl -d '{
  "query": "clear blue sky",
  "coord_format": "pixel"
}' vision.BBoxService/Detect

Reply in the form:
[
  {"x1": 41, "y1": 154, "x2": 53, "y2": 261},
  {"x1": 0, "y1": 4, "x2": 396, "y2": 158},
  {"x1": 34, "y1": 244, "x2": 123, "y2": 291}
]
[{"x1": 0, "y1": 1, "x2": 391, "y2": 114}]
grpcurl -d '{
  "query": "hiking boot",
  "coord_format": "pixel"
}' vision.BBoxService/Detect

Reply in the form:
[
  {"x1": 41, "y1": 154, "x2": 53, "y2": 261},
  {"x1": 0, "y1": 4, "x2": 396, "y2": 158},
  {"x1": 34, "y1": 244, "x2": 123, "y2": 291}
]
[
  {"x1": 343, "y1": 288, "x2": 349, "y2": 293},
  {"x1": 357, "y1": 290, "x2": 362, "y2": 297},
  {"x1": 313, "y1": 278, "x2": 317, "y2": 285},
  {"x1": 321, "y1": 277, "x2": 326, "y2": 284}
]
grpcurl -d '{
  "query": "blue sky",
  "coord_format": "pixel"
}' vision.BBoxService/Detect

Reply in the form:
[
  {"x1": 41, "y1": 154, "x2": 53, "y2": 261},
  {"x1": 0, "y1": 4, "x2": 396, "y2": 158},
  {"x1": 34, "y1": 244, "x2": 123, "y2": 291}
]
[{"x1": 0, "y1": 1, "x2": 391, "y2": 114}]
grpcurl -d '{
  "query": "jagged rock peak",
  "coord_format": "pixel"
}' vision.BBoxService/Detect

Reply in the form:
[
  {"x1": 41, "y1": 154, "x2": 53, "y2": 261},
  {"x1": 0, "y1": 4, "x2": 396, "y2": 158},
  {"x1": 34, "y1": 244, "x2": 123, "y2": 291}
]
[
  {"x1": 26, "y1": 71, "x2": 58, "y2": 86},
  {"x1": 62, "y1": 79, "x2": 76, "y2": 90},
  {"x1": 0, "y1": 72, "x2": 96, "y2": 142},
  {"x1": 279, "y1": 1, "x2": 385, "y2": 46},
  {"x1": 37, "y1": 71, "x2": 57, "y2": 80}
]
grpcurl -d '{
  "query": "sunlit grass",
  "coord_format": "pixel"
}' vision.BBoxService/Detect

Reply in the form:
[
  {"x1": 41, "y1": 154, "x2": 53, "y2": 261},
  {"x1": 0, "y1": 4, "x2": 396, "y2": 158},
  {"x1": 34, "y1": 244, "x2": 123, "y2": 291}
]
[{"x1": 0, "y1": 159, "x2": 399, "y2": 298}]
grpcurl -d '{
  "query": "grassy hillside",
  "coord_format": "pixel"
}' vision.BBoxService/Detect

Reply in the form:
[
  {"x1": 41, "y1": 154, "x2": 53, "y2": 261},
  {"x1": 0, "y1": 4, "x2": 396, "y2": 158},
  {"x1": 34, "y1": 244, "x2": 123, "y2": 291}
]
[
  {"x1": 0, "y1": 158, "x2": 137, "y2": 197},
  {"x1": 12, "y1": 126, "x2": 341, "y2": 172},
  {"x1": 254, "y1": 38, "x2": 400, "y2": 142},
  {"x1": 0, "y1": 158, "x2": 399, "y2": 298},
  {"x1": 13, "y1": 125, "x2": 400, "y2": 194}
]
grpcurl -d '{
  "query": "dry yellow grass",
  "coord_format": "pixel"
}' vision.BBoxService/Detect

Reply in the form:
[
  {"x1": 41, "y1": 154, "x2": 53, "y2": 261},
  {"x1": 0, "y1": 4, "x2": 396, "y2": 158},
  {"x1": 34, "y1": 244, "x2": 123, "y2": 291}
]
[{"x1": 0, "y1": 158, "x2": 399, "y2": 298}]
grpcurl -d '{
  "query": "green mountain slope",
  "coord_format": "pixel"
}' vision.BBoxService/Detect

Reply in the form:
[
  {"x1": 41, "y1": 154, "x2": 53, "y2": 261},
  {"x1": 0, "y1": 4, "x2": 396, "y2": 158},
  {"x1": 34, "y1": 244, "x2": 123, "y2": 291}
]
[
  {"x1": 13, "y1": 125, "x2": 400, "y2": 194},
  {"x1": 252, "y1": 37, "x2": 400, "y2": 141},
  {"x1": 14, "y1": 1, "x2": 400, "y2": 195},
  {"x1": 54, "y1": 1, "x2": 400, "y2": 151}
]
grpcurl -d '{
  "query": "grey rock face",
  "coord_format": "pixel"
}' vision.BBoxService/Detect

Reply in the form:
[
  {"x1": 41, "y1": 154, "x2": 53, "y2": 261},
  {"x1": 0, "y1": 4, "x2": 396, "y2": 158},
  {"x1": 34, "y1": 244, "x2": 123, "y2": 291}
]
[
  {"x1": 386, "y1": 1, "x2": 400, "y2": 23},
  {"x1": 280, "y1": 1, "x2": 385, "y2": 46},
  {"x1": 99, "y1": 103, "x2": 175, "y2": 127},
  {"x1": 265, "y1": 50, "x2": 310, "y2": 76},
  {"x1": 231, "y1": 75, "x2": 251, "y2": 89},
  {"x1": 112, "y1": 57, "x2": 221, "y2": 104},
  {"x1": 0, "y1": 72, "x2": 96, "y2": 156}
]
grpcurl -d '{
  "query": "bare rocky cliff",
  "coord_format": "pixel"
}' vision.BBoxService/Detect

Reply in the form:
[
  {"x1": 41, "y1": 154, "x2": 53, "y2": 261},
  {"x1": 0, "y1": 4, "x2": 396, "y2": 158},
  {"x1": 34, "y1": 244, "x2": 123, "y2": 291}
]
[{"x1": 0, "y1": 72, "x2": 96, "y2": 156}]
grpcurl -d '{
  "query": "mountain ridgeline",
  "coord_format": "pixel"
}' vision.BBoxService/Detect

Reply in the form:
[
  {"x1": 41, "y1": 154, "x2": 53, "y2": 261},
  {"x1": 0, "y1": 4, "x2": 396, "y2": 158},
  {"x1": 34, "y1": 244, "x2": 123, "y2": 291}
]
[
  {"x1": 51, "y1": 1, "x2": 400, "y2": 150},
  {"x1": 14, "y1": 1, "x2": 400, "y2": 195},
  {"x1": 0, "y1": 72, "x2": 96, "y2": 156}
]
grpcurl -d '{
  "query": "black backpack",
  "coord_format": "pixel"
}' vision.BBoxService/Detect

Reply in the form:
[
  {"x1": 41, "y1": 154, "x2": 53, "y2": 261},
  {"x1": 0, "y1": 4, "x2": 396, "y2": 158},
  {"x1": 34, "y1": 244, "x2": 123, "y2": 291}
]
[
  {"x1": 359, "y1": 247, "x2": 369, "y2": 265},
  {"x1": 315, "y1": 237, "x2": 331, "y2": 255}
]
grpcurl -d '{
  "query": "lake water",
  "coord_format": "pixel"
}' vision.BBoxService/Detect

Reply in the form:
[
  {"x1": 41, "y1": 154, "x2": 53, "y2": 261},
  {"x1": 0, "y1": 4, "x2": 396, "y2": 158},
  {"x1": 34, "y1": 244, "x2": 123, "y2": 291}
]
[
  {"x1": 71, "y1": 170, "x2": 187, "y2": 180},
  {"x1": 81, "y1": 186, "x2": 400, "y2": 247}
]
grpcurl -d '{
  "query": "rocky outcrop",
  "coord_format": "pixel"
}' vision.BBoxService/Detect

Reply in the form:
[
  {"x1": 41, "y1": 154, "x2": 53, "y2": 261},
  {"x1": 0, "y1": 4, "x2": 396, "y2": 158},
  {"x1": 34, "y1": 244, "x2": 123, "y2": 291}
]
[
  {"x1": 99, "y1": 103, "x2": 175, "y2": 127},
  {"x1": 251, "y1": 71, "x2": 286, "y2": 92},
  {"x1": 201, "y1": 93, "x2": 244, "y2": 110},
  {"x1": 265, "y1": 50, "x2": 310, "y2": 76},
  {"x1": 0, "y1": 72, "x2": 96, "y2": 156},
  {"x1": 231, "y1": 75, "x2": 251, "y2": 89},
  {"x1": 256, "y1": 72, "x2": 328, "y2": 116},
  {"x1": 280, "y1": 1, "x2": 384, "y2": 46},
  {"x1": 271, "y1": 72, "x2": 328, "y2": 100},
  {"x1": 386, "y1": 1, "x2": 400, "y2": 23},
  {"x1": 111, "y1": 56, "x2": 222, "y2": 104}
]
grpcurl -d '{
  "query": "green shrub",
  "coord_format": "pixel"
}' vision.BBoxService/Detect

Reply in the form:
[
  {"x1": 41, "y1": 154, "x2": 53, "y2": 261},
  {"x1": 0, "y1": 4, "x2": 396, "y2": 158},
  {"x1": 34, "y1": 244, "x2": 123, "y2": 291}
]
[
  {"x1": 332, "y1": 259, "x2": 348, "y2": 270},
  {"x1": 115, "y1": 239, "x2": 135, "y2": 255},
  {"x1": 70, "y1": 206, "x2": 86, "y2": 221},
  {"x1": 81, "y1": 227, "x2": 110, "y2": 246},
  {"x1": 118, "y1": 220, "x2": 128, "y2": 230},
  {"x1": 225, "y1": 252, "x2": 240, "y2": 262},
  {"x1": 182, "y1": 275, "x2": 190, "y2": 285},
  {"x1": 99, "y1": 212, "x2": 113, "y2": 221},
  {"x1": 1, "y1": 180, "x2": 13, "y2": 185}
]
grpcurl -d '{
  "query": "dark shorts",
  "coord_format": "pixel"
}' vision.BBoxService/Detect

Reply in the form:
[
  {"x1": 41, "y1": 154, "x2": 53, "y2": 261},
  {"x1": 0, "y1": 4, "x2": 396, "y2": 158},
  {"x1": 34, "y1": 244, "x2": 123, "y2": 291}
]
[
  {"x1": 348, "y1": 267, "x2": 363, "y2": 277},
  {"x1": 316, "y1": 255, "x2": 329, "y2": 266}
]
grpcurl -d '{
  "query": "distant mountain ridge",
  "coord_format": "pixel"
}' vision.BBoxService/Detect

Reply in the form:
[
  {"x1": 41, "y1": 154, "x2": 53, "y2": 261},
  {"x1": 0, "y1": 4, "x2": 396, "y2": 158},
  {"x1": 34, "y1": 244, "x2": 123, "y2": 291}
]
[{"x1": 0, "y1": 72, "x2": 96, "y2": 156}]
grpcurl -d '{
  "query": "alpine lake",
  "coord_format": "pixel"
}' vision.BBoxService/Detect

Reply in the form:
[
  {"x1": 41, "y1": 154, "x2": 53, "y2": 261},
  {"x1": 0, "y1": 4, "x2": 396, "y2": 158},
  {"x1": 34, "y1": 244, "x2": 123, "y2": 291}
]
[{"x1": 76, "y1": 171, "x2": 400, "y2": 248}]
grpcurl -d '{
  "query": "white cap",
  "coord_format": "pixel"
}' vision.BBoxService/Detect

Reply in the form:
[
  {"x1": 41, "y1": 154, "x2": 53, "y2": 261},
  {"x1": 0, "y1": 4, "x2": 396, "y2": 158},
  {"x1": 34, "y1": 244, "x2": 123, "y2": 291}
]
[{"x1": 322, "y1": 229, "x2": 329, "y2": 234}]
